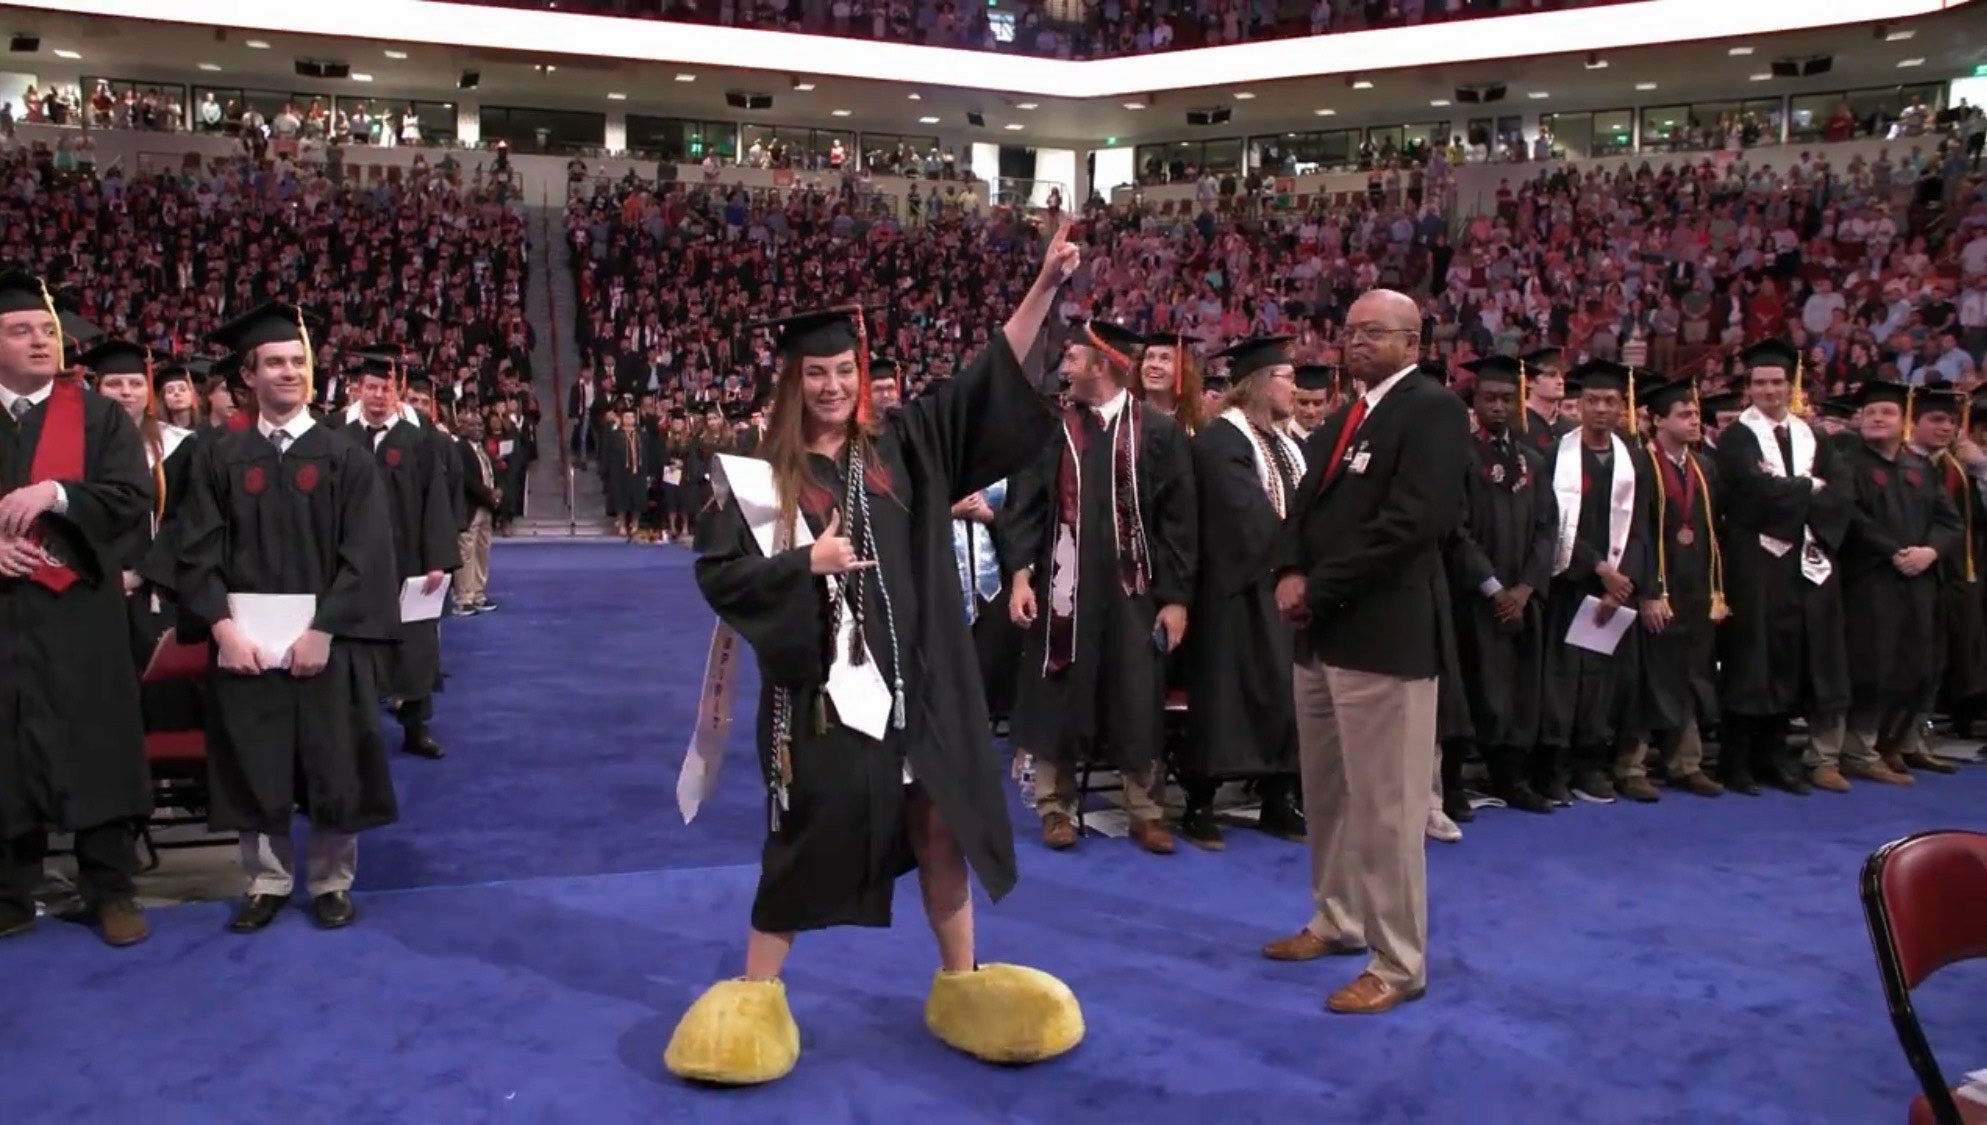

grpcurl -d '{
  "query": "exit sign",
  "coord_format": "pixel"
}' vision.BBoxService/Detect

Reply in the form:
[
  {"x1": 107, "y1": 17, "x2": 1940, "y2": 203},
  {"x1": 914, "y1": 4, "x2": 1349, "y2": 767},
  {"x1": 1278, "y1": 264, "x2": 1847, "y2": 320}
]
[{"x1": 1976, "y1": 62, "x2": 1987, "y2": 77}]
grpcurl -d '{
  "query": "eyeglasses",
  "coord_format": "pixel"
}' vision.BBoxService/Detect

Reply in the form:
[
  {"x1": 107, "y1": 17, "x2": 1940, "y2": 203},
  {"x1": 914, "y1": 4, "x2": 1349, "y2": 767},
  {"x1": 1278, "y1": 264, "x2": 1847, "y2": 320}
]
[{"x1": 1343, "y1": 325, "x2": 1418, "y2": 344}]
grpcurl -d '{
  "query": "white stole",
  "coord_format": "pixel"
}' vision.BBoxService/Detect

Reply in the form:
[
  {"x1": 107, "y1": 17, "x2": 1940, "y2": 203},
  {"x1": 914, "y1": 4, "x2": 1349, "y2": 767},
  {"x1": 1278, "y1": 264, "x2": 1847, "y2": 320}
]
[
  {"x1": 150, "y1": 424, "x2": 192, "y2": 470},
  {"x1": 1737, "y1": 407, "x2": 1832, "y2": 585},
  {"x1": 1551, "y1": 430, "x2": 1636, "y2": 578},
  {"x1": 1219, "y1": 408, "x2": 1306, "y2": 517},
  {"x1": 677, "y1": 453, "x2": 893, "y2": 824}
]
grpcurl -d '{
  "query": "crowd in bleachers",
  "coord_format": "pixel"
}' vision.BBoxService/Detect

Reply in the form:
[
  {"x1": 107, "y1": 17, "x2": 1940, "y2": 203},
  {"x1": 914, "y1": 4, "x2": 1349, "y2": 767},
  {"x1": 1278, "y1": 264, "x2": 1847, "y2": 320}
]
[{"x1": 455, "y1": 0, "x2": 1630, "y2": 60}]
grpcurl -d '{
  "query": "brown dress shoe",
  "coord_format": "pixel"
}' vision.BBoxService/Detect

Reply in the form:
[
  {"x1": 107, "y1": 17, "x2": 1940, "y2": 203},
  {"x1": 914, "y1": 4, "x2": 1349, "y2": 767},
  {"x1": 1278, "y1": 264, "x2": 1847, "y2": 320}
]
[
  {"x1": 1040, "y1": 813, "x2": 1077, "y2": 850},
  {"x1": 1616, "y1": 776, "x2": 1661, "y2": 802},
  {"x1": 1903, "y1": 752, "x2": 1958, "y2": 775},
  {"x1": 1326, "y1": 972, "x2": 1425, "y2": 1015},
  {"x1": 1882, "y1": 752, "x2": 1910, "y2": 775},
  {"x1": 97, "y1": 900, "x2": 149, "y2": 948},
  {"x1": 1810, "y1": 765, "x2": 1851, "y2": 793},
  {"x1": 1675, "y1": 772, "x2": 1724, "y2": 797},
  {"x1": 1845, "y1": 760, "x2": 1914, "y2": 786},
  {"x1": 1129, "y1": 818, "x2": 1175, "y2": 855},
  {"x1": 1262, "y1": 928, "x2": 1366, "y2": 961}
]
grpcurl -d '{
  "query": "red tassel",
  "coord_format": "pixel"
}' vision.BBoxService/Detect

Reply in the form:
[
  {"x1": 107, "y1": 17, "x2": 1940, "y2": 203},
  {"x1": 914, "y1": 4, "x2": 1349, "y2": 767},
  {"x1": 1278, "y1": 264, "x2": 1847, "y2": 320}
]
[
  {"x1": 1173, "y1": 347, "x2": 1183, "y2": 396},
  {"x1": 854, "y1": 307, "x2": 874, "y2": 428}
]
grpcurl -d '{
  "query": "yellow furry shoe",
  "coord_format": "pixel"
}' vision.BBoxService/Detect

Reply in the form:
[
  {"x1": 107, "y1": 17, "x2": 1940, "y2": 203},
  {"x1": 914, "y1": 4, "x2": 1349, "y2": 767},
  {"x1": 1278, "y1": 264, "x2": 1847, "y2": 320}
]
[
  {"x1": 924, "y1": 963, "x2": 1084, "y2": 1065},
  {"x1": 663, "y1": 978, "x2": 801, "y2": 1085}
]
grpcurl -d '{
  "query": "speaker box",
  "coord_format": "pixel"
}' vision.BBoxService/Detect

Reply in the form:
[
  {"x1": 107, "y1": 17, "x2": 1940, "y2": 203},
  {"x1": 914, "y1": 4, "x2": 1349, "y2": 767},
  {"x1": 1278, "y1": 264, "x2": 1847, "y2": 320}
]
[
  {"x1": 296, "y1": 60, "x2": 351, "y2": 80},
  {"x1": 9, "y1": 35, "x2": 38, "y2": 53},
  {"x1": 1771, "y1": 55, "x2": 1832, "y2": 78},
  {"x1": 459, "y1": 70, "x2": 481, "y2": 90},
  {"x1": 967, "y1": 111, "x2": 985, "y2": 127},
  {"x1": 724, "y1": 91, "x2": 772, "y2": 110},
  {"x1": 1187, "y1": 107, "x2": 1232, "y2": 126}
]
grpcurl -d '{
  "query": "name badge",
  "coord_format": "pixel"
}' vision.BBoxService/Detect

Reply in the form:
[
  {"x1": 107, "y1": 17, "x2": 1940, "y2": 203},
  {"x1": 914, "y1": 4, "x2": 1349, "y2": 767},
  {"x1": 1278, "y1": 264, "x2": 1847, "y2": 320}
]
[{"x1": 1350, "y1": 451, "x2": 1372, "y2": 475}]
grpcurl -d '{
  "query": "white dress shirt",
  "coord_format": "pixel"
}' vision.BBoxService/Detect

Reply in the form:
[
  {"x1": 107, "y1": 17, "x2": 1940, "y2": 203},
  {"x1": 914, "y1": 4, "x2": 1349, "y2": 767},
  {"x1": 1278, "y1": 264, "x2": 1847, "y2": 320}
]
[{"x1": 0, "y1": 379, "x2": 71, "y2": 513}]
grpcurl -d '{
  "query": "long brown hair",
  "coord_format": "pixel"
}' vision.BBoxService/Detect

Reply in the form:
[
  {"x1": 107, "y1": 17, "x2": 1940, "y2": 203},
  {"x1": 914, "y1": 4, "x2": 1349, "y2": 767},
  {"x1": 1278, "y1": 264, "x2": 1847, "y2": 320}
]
[
  {"x1": 1154, "y1": 345, "x2": 1207, "y2": 434},
  {"x1": 759, "y1": 354, "x2": 899, "y2": 547}
]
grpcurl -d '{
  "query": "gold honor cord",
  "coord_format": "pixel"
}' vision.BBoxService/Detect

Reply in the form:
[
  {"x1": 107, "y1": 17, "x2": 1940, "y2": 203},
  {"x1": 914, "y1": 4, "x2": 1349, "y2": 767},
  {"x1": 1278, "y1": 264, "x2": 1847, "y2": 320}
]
[{"x1": 1646, "y1": 442, "x2": 1727, "y2": 618}]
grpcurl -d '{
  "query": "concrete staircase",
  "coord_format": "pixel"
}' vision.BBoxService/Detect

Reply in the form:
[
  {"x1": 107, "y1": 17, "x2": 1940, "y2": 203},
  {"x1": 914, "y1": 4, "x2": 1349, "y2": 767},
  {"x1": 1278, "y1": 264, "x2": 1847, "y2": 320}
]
[{"x1": 506, "y1": 202, "x2": 617, "y2": 541}]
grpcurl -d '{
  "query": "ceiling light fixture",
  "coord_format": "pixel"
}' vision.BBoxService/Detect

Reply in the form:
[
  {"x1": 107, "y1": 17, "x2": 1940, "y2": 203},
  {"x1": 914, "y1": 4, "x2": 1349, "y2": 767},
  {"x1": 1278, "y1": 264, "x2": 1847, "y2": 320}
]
[
  {"x1": 831, "y1": 109, "x2": 852, "y2": 117},
  {"x1": 198, "y1": 63, "x2": 222, "y2": 72},
  {"x1": 1886, "y1": 28, "x2": 1916, "y2": 41},
  {"x1": 1750, "y1": 72, "x2": 1773, "y2": 81},
  {"x1": 607, "y1": 92, "x2": 627, "y2": 100},
  {"x1": 1233, "y1": 91, "x2": 1256, "y2": 100},
  {"x1": 53, "y1": 49, "x2": 80, "y2": 59},
  {"x1": 384, "y1": 49, "x2": 408, "y2": 60},
  {"x1": 1016, "y1": 102, "x2": 1038, "y2": 110},
  {"x1": 1313, "y1": 108, "x2": 1337, "y2": 116},
  {"x1": 1430, "y1": 99, "x2": 1451, "y2": 107},
  {"x1": 1528, "y1": 91, "x2": 1550, "y2": 100},
  {"x1": 1584, "y1": 55, "x2": 1608, "y2": 70},
  {"x1": 351, "y1": 73, "x2": 374, "y2": 82},
  {"x1": 1123, "y1": 100, "x2": 1146, "y2": 110},
  {"x1": 1004, "y1": 123, "x2": 1024, "y2": 131},
  {"x1": 793, "y1": 82, "x2": 815, "y2": 92},
  {"x1": 918, "y1": 115, "x2": 941, "y2": 124},
  {"x1": 674, "y1": 73, "x2": 696, "y2": 82},
  {"x1": 1728, "y1": 45, "x2": 1754, "y2": 56},
  {"x1": 245, "y1": 39, "x2": 271, "y2": 49},
  {"x1": 1897, "y1": 57, "x2": 1925, "y2": 68},
  {"x1": 908, "y1": 93, "x2": 922, "y2": 101},
  {"x1": 1352, "y1": 80, "x2": 1374, "y2": 90},
  {"x1": 1636, "y1": 82, "x2": 1658, "y2": 91}
]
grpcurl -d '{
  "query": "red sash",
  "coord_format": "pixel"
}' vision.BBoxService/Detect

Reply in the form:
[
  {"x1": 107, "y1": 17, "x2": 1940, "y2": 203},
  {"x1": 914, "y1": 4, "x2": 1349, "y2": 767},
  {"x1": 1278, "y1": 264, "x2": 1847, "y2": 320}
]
[{"x1": 13, "y1": 379, "x2": 83, "y2": 593}]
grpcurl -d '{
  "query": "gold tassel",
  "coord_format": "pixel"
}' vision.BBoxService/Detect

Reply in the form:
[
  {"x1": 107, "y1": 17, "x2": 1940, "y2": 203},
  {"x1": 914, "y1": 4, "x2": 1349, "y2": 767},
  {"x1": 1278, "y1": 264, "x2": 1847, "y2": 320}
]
[
  {"x1": 1692, "y1": 453, "x2": 1728, "y2": 621},
  {"x1": 1518, "y1": 359, "x2": 1529, "y2": 432},
  {"x1": 295, "y1": 308, "x2": 316, "y2": 403},
  {"x1": 1626, "y1": 365, "x2": 1638, "y2": 437},
  {"x1": 1790, "y1": 353, "x2": 1806, "y2": 417},
  {"x1": 1904, "y1": 384, "x2": 1916, "y2": 446}
]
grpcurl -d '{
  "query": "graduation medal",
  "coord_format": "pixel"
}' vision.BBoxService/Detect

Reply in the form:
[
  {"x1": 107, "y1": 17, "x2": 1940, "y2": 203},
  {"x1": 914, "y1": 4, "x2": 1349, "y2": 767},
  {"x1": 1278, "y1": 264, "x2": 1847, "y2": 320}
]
[{"x1": 1677, "y1": 526, "x2": 1694, "y2": 546}]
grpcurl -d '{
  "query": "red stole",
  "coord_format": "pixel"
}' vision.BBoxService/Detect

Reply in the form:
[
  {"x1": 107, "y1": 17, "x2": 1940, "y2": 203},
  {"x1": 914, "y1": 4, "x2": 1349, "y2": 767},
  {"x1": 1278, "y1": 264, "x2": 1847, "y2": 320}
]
[{"x1": 12, "y1": 379, "x2": 83, "y2": 592}]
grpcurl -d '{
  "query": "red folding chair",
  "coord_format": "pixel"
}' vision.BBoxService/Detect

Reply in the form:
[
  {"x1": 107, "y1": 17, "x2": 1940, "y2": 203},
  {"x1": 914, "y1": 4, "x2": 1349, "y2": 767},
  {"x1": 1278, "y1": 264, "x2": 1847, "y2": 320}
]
[
  {"x1": 1860, "y1": 830, "x2": 1987, "y2": 1125},
  {"x1": 137, "y1": 637, "x2": 227, "y2": 870}
]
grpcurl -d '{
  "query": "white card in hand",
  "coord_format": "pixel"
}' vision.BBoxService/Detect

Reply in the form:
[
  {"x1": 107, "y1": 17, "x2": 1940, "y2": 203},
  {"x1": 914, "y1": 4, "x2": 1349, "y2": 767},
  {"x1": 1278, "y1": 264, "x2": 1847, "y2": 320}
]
[
  {"x1": 226, "y1": 593, "x2": 316, "y2": 669},
  {"x1": 1564, "y1": 595, "x2": 1635, "y2": 656},
  {"x1": 399, "y1": 575, "x2": 452, "y2": 623}
]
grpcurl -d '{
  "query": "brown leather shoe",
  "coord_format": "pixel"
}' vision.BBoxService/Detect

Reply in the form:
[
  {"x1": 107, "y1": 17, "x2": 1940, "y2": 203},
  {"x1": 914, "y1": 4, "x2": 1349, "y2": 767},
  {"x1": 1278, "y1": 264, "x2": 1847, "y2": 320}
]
[
  {"x1": 1261, "y1": 928, "x2": 1366, "y2": 961},
  {"x1": 1616, "y1": 776, "x2": 1661, "y2": 802},
  {"x1": 1326, "y1": 972, "x2": 1426, "y2": 1015},
  {"x1": 1902, "y1": 752, "x2": 1958, "y2": 775},
  {"x1": 1882, "y1": 752, "x2": 1910, "y2": 775},
  {"x1": 1040, "y1": 813, "x2": 1077, "y2": 850},
  {"x1": 1845, "y1": 760, "x2": 1914, "y2": 786},
  {"x1": 1674, "y1": 771, "x2": 1724, "y2": 797},
  {"x1": 1129, "y1": 818, "x2": 1175, "y2": 855},
  {"x1": 97, "y1": 900, "x2": 149, "y2": 948},
  {"x1": 1810, "y1": 765, "x2": 1851, "y2": 793}
]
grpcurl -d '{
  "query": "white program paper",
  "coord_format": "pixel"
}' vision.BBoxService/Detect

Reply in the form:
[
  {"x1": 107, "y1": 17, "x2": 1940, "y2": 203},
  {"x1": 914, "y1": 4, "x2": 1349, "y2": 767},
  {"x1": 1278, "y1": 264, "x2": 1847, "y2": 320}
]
[
  {"x1": 226, "y1": 593, "x2": 317, "y2": 669},
  {"x1": 1564, "y1": 595, "x2": 1636, "y2": 656},
  {"x1": 400, "y1": 575, "x2": 452, "y2": 623}
]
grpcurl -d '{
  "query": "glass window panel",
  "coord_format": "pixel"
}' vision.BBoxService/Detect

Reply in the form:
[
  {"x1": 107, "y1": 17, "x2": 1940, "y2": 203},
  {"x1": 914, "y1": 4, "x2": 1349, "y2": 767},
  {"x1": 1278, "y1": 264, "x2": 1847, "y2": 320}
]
[
  {"x1": 480, "y1": 105, "x2": 606, "y2": 154},
  {"x1": 80, "y1": 77, "x2": 186, "y2": 130},
  {"x1": 1202, "y1": 137, "x2": 1243, "y2": 174},
  {"x1": 1365, "y1": 125, "x2": 1404, "y2": 159},
  {"x1": 859, "y1": 133, "x2": 938, "y2": 174},
  {"x1": 1592, "y1": 109, "x2": 1634, "y2": 156},
  {"x1": 1400, "y1": 120, "x2": 1449, "y2": 157},
  {"x1": 1638, "y1": 104, "x2": 1692, "y2": 152},
  {"x1": 1539, "y1": 112, "x2": 1592, "y2": 159}
]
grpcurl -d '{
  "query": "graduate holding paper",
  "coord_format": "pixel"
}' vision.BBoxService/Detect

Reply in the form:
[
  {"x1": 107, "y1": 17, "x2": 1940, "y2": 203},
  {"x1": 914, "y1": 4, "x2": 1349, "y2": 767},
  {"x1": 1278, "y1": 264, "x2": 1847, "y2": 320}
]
[
  {"x1": 175, "y1": 301, "x2": 401, "y2": 934},
  {"x1": 667, "y1": 228, "x2": 1080, "y2": 1087}
]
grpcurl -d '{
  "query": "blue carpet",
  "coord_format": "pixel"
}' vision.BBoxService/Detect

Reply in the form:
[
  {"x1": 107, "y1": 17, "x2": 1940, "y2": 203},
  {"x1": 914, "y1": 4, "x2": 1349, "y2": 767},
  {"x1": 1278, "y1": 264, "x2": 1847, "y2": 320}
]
[{"x1": 5, "y1": 542, "x2": 1983, "y2": 1123}]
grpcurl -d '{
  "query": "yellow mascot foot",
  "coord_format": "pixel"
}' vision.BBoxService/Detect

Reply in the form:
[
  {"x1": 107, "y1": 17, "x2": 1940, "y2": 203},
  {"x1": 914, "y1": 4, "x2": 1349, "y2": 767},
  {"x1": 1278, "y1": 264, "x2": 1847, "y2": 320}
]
[
  {"x1": 924, "y1": 963, "x2": 1084, "y2": 1065},
  {"x1": 663, "y1": 978, "x2": 801, "y2": 1085}
]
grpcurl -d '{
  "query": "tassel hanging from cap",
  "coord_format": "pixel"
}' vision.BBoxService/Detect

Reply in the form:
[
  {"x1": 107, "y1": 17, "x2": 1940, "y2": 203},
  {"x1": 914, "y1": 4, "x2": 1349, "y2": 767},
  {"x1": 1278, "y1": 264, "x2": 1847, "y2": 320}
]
[
  {"x1": 295, "y1": 307, "x2": 316, "y2": 402},
  {"x1": 853, "y1": 306, "x2": 874, "y2": 428},
  {"x1": 1789, "y1": 353, "x2": 1806, "y2": 417},
  {"x1": 1085, "y1": 324, "x2": 1132, "y2": 376},
  {"x1": 1518, "y1": 359, "x2": 1529, "y2": 432},
  {"x1": 1904, "y1": 384, "x2": 1916, "y2": 446},
  {"x1": 1626, "y1": 365, "x2": 1639, "y2": 437}
]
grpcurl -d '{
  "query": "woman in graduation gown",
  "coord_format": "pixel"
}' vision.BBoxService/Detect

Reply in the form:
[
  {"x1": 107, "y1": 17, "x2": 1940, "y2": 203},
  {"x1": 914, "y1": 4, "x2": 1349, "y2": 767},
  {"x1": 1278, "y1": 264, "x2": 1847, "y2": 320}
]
[
  {"x1": 81, "y1": 341, "x2": 202, "y2": 733},
  {"x1": 666, "y1": 229, "x2": 1083, "y2": 1087},
  {"x1": 1179, "y1": 336, "x2": 1306, "y2": 848},
  {"x1": 175, "y1": 301, "x2": 402, "y2": 934}
]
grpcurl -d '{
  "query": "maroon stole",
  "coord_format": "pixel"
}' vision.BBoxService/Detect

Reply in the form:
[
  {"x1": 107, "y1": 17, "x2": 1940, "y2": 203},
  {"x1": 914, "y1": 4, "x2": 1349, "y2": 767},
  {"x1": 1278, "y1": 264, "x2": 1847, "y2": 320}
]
[
  {"x1": 9, "y1": 379, "x2": 84, "y2": 593},
  {"x1": 1044, "y1": 401, "x2": 1149, "y2": 676}
]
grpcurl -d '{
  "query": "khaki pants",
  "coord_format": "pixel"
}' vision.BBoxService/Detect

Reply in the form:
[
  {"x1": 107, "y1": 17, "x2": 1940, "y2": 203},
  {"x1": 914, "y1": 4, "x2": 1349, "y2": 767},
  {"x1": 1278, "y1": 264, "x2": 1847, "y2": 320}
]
[
  {"x1": 1293, "y1": 657, "x2": 1438, "y2": 990},
  {"x1": 1840, "y1": 709, "x2": 1918, "y2": 764},
  {"x1": 1807, "y1": 712, "x2": 1880, "y2": 769},
  {"x1": 240, "y1": 828, "x2": 357, "y2": 897},
  {"x1": 1033, "y1": 758, "x2": 1164, "y2": 823},
  {"x1": 456, "y1": 509, "x2": 493, "y2": 607},
  {"x1": 1616, "y1": 721, "x2": 1708, "y2": 780}
]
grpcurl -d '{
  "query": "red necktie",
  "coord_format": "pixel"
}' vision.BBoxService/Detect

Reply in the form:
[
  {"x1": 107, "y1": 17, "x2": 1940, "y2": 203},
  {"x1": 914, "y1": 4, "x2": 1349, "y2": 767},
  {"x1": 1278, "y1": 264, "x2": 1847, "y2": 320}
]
[{"x1": 1319, "y1": 398, "x2": 1368, "y2": 491}]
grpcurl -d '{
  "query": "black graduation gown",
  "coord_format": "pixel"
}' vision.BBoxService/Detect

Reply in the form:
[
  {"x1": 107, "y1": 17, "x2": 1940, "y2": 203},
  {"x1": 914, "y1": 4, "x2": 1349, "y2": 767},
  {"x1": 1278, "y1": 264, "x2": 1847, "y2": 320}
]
[
  {"x1": 1540, "y1": 439, "x2": 1655, "y2": 750},
  {"x1": 604, "y1": 427, "x2": 650, "y2": 517},
  {"x1": 1838, "y1": 443, "x2": 1963, "y2": 714},
  {"x1": 1001, "y1": 399, "x2": 1198, "y2": 777},
  {"x1": 693, "y1": 338, "x2": 1057, "y2": 932},
  {"x1": 127, "y1": 429, "x2": 204, "y2": 733},
  {"x1": 1521, "y1": 408, "x2": 1573, "y2": 460},
  {"x1": 1711, "y1": 420, "x2": 1855, "y2": 717},
  {"x1": 1638, "y1": 446, "x2": 1723, "y2": 734},
  {"x1": 435, "y1": 427, "x2": 469, "y2": 534},
  {"x1": 0, "y1": 390, "x2": 154, "y2": 838},
  {"x1": 1181, "y1": 416, "x2": 1298, "y2": 779},
  {"x1": 340, "y1": 419, "x2": 461, "y2": 703},
  {"x1": 176, "y1": 421, "x2": 402, "y2": 836},
  {"x1": 1447, "y1": 430, "x2": 1556, "y2": 749},
  {"x1": 1929, "y1": 451, "x2": 1987, "y2": 707}
]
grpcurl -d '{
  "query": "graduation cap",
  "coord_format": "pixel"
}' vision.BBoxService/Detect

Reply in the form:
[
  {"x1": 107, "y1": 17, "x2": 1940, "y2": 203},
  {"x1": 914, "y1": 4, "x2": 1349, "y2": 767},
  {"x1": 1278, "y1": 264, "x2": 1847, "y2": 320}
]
[
  {"x1": 1201, "y1": 371, "x2": 1233, "y2": 395},
  {"x1": 1080, "y1": 320, "x2": 1145, "y2": 370},
  {"x1": 748, "y1": 304, "x2": 887, "y2": 424},
  {"x1": 868, "y1": 356, "x2": 901, "y2": 382},
  {"x1": 1849, "y1": 379, "x2": 1911, "y2": 412},
  {"x1": 1142, "y1": 329, "x2": 1202, "y2": 351},
  {"x1": 1700, "y1": 389, "x2": 1747, "y2": 417},
  {"x1": 1212, "y1": 335, "x2": 1295, "y2": 383},
  {"x1": 153, "y1": 362, "x2": 201, "y2": 394},
  {"x1": 724, "y1": 405, "x2": 753, "y2": 423},
  {"x1": 207, "y1": 300, "x2": 323, "y2": 356},
  {"x1": 1569, "y1": 359, "x2": 1638, "y2": 433},
  {"x1": 1521, "y1": 346, "x2": 1565, "y2": 373},
  {"x1": 1461, "y1": 354, "x2": 1524, "y2": 389},
  {"x1": 1911, "y1": 380, "x2": 1963, "y2": 419},
  {"x1": 1741, "y1": 337, "x2": 1808, "y2": 414},
  {"x1": 77, "y1": 338, "x2": 151, "y2": 378},
  {"x1": 1819, "y1": 394, "x2": 1859, "y2": 421},
  {"x1": 1638, "y1": 374, "x2": 1699, "y2": 419},
  {"x1": 1294, "y1": 364, "x2": 1337, "y2": 392}
]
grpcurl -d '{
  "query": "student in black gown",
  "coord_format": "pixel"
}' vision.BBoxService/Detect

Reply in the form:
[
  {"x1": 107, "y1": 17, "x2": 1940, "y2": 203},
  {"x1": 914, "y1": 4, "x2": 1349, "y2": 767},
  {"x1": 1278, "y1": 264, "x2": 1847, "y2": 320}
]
[
  {"x1": 1286, "y1": 363, "x2": 1336, "y2": 443},
  {"x1": 1002, "y1": 320, "x2": 1199, "y2": 855},
  {"x1": 1711, "y1": 340, "x2": 1856, "y2": 795},
  {"x1": 176, "y1": 301, "x2": 401, "y2": 934},
  {"x1": 0, "y1": 272, "x2": 155, "y2": 948},
  {"x1": 603, "y1": 407, "x2": 649, "y2": 539},
  {"x1": 1623, "y1": 374, "x2": 1727, "y2": 800},
  {"x1": 666, "y1": 229, "x2": 1082, "y2": 1087},
  {"x1": 1449, "y1": 355, "x2": 1557, "y2": 813},
  {"x1": 83, "y1": 342, "x2": 203, "y2": 716},
  {"x1": 339, "y1": 354, "x2": 460, "y2": 760},
  {"x1": 1837, "y1": 381, "x2": 1963, "y2": 778},
  {"x1": 1907, "y1": 386, "x2": 1987, "y2": 751},
  {"x1": 1519, "y1": 346, "x2": 1574, "y2": 458},
  {"x1": 1178, "y1": 336, "x2": 1305, "y2": 849},
  {"x1": 1538, "y1": 360, "x2": 1654, "y2": 805}
]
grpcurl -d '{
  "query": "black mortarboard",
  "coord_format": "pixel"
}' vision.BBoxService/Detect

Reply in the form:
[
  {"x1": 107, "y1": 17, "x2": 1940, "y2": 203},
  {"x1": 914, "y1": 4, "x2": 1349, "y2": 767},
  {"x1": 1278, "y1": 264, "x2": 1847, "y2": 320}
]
[
  {"x1": 1819, "y1": 395, "x2": 1859, "y2": 421},
  {"x1": 0, "y1": 269, "x2": 57, "y2": 317},
  {"x1": 751, "y1": 306, "x2": 878, "y2": 359},
  {"x1": 1568, "y1": 359, "x2": 1632, "y2": 395},
  {"x1": 1294, "y1": 364, "x2": 1336, "y2": 392},
  {"x1": 1213, "y1": 335, "x2": 1295, "y2": 382},
  {"x1": 1700, "y1": 389, "x2": 1746, "y2": 416},
  {"x1": 77, "y1": 338, "x2": 151, "y2": 377},
  {"x1": 206, "y1": 300, "x2": 322, "y2": 355},
  {"x1": 1082, "y1": 320, "x2": 1145, "y2": 358},
  {"x1": 869, "y1": 356, "x2": 900, "y2": 380},
  {"x1": 1639, "y1": 375, "x2": 1698, "y2": 418},
  {"x1": 1850, "y1": 380, "x2": 1910, "y2": 410},
  {"x1": 58, "y1": 308, "x2": 103, "y2": 350},
  {"x1": 1740, "y1": 339, "x2": 1801, "y2": 374},
  {"x1": 1142, "y1": 329, "x2": 1203, "y2": 351},
  {"x1": 1202, "y1": 372, "x2": 1233, "y2": 394},
  {"x1": 153, "y1": 363, "x2": 199, "y2": 394},
  {"x1": 1521, "y1": 346, "x2": 1565, "y2": 371},
  {"x1": 1912, "y1": 381, "x2": 1962, "y2": 418},
  {"x1": 353, "y1": 350, "x2": 416, "y2": 379},
  {"x1": 725, "y1": 405, "x2": 752, "y2": 422},
  {"x1": 1461, "y1": 354, "x2": 1523, "y2": 388}
]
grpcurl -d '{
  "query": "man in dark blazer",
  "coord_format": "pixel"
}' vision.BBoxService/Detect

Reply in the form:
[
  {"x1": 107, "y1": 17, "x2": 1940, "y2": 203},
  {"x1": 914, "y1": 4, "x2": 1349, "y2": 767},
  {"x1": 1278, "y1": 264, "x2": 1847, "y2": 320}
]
[{"x1": 1262, "y1": 289, "x2": 1470, "y2": 1015}]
